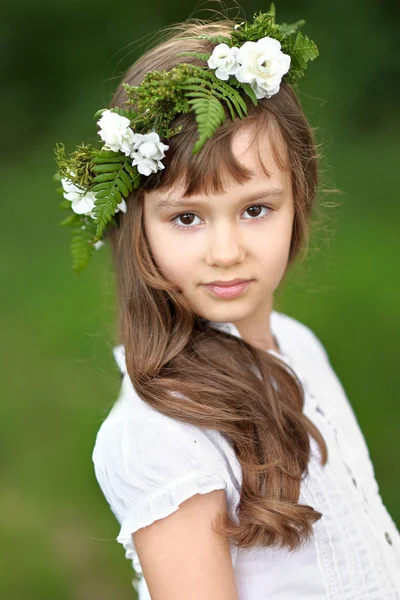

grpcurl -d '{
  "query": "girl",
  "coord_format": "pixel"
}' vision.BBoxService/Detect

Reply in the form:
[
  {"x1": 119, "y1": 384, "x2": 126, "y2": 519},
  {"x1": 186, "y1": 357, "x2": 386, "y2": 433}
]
[{"x1": 58, "y1": 8, "x2": 400, "y2": 600}]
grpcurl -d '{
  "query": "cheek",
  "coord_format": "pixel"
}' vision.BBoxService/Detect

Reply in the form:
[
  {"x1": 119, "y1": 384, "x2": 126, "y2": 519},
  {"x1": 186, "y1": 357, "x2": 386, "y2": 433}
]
[
  {"x1": 256, "y1": 212, "x2": 293, "y2": 271},
  {"x1": 145, "y1": 222, "x2": 196, "y2": 283}
]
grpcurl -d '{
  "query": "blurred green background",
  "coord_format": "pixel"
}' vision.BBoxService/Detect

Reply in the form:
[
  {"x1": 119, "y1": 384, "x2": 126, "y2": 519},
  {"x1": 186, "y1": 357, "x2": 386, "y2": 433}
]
[{"x1": 1, "y1": 0, "x2": 399, "y2": 597}]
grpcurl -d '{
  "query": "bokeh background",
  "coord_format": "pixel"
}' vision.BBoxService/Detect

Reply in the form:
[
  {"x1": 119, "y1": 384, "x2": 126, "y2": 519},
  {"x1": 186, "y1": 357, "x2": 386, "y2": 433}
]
[{"x1": 1, "y1": 0, "x2": 399, "y2": 598}]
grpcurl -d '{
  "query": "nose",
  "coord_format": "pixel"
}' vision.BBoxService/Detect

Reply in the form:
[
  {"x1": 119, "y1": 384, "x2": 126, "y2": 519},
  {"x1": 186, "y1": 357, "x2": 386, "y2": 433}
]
[{"x1": 206, "y1": 222, "x2": 245, "y2": 267}]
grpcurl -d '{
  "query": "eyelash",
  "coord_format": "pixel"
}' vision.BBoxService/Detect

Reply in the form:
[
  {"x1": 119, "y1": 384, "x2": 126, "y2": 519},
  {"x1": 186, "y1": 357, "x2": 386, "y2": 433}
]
[{"x1": 169, "y1": 204, "x2": 273, "y2": 230}]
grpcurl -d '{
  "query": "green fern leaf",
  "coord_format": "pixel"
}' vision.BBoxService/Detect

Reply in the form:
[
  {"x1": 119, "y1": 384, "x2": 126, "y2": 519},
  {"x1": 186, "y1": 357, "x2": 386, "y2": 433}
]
[
  {"x1": 177, "y1": 51, "x2": 211, "y2": 62},
  {"x1": 235, "y1": 82, "x2": 258, "y2": 106},
  {"x1": 211, "y1": 81, "x2": 248, "y2": 118},
  {"x1": 93, "y1": 107, "x2": 137, "y2": 121},
  {"x1": 115, "y1": 177, "x2": 130, "y2": 197},
  {"x1": 91, "y1": 156, "x2": 136, "y2": 239},
  {"x1": 91, "y1": 163, "x2": 122, "y2": 173},
  {"x1": 291, "y1": 31, "x2": 319, "y2": 69},
  {"x1": 91, "y1": 154, "x2": 122, "y2": 164},
  {"x1": 187, "y1": 94, "x2": 226, "y2": 154},
  {"x1": 59, "y1": 199, "x2": 72, "y2": 210},
  {"x1": 110, "y1": 106, "x2": 138, "y2": 120},
  {"x1": 70, "y1": 220, "x2": 98, "y2": 273},
  {"x1": 191, "y1": 34, "x2": 232, "y2": 45},
  {"x1": 60, "y1": 213, "x2": 79, "y2": 227},
  {"x1": 180, "y1": 73, "x2": 248, "y2": 121}
]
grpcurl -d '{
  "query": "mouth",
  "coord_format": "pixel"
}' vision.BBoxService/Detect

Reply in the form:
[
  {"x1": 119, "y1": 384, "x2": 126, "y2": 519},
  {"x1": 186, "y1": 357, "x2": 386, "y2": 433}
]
[
  {"x1": 203, "y1": 279, "x2": 253, "y2": 299},
  {"x1": 204, "y1": 278, "x2": 252, "y2": 287}
]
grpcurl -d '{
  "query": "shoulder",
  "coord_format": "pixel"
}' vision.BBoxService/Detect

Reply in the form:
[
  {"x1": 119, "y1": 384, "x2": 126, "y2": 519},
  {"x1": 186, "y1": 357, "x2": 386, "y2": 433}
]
[
  {"x1": 272, "y1": 310, "x2": 330, "y2": 363},
  {"x1": 92, "y1": 410, "x2": 233, "y2": 564}
]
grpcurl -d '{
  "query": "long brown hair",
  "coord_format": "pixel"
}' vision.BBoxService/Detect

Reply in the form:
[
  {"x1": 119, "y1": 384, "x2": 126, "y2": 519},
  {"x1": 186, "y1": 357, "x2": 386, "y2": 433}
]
[{"x1": 106, "y1": 18, "x2": 328, "y2": 553}]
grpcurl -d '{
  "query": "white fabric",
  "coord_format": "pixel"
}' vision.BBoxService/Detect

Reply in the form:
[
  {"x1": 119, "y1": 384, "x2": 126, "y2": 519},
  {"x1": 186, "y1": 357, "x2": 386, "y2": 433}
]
[{"x1": 92, "y1": 310, "x2": 400, "y2": 599}]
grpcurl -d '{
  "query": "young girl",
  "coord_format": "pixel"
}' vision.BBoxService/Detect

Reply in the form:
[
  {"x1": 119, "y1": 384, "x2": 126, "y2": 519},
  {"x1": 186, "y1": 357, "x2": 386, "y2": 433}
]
[{"x1": 56, "y1": 7, "x2": 400, "y2": 599}]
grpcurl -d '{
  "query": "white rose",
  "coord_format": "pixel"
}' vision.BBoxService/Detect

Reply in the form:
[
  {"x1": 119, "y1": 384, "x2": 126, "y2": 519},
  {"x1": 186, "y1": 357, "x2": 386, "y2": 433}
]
[
  {"x1": 97, "y1": 110, "x2": 136, "y2": 156},
  {"x1": 235, "y1": 36, "x2": 291, "y2": 99},
  {"x1": 130, "y1": 132, "x2": 169, "y2": 176},
  {"x1": 207, "y1": 43, "x2": 239, "y2": 81}
]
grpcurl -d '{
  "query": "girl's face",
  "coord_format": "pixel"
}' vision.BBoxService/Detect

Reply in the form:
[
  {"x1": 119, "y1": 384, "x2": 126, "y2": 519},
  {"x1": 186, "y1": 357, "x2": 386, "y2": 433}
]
[{"x1": 143, "y1": 125, "x2": 294, "y2": 333}]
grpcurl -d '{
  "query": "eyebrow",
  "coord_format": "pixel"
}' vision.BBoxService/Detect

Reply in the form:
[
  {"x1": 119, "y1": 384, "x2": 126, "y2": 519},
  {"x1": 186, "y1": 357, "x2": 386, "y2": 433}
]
[{"x1": 155, "y1": 187, "x2": 285, "y2": 209}]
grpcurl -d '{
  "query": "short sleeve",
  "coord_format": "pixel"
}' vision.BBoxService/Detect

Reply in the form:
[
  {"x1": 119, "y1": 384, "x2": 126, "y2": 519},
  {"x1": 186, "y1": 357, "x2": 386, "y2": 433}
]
[{"x1": 92, "y1": 414, "x2": 229, "y2": 575}]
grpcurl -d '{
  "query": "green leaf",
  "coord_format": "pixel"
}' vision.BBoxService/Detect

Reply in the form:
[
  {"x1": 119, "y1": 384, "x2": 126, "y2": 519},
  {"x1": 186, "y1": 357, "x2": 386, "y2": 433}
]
[
  {"x1": 187, "y1": 94, "x2": 226, "y2": 154},
  {"x1": 60, "y1": 213, "x2": 79, "y2": 227},
  {"x1": 91, "y1": 163, "x2": 123, "y2": 173},
  {"x1": 115, "y1": 177, "x2": 130, "y2": 197},
  {"x1": 279, "y1": 19, "x2": 306, "y2": 36},
  {"x1": 190, "y1": 34, "x2": 232, "y2": 45},
  {"x1": 59, "y1": 199, "x2": 72, "y2": 210},
  {"x1": 93, "y1": 108, "x2": 108, "y2": 119},
  {"x1": 91, "y1": 153, "x2": 123, "y2": 164},
  {"x1": 91, "y1": 182, "x2": 113, "y2": 192},
  {"x1": 93, "y1": 172, "x2": 119, "y2": 183},
  {"x1": 237, "y1": 82, "x2": 258, "y2": 106},
  {"x1": 177, "y1": 51, "x2": 211, "y2": 62},
  {"x1": 70, "y1": 221, "x2": 97, "y2": 273},
  {"x1": 291, "y1": 31, "x2": 319, "y2": 70},
  {"x1": 119, "y1": 169, "x2": 134, "y2": 192},
  {"x1": 91, "y1": 156, "x2": 135, "y2": 239}
]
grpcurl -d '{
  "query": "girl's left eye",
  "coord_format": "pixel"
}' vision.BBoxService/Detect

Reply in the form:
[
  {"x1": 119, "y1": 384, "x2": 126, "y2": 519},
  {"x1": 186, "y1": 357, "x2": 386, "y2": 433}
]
[{"x1": 170, "y1": 204, "x2": 272, "y2": 230}]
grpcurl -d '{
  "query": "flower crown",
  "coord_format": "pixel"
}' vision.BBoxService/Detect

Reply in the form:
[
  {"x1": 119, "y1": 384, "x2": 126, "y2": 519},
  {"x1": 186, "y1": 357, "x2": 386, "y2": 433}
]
[{"x1": 54, "y1": 3, "x2": 318, "y2": 272}]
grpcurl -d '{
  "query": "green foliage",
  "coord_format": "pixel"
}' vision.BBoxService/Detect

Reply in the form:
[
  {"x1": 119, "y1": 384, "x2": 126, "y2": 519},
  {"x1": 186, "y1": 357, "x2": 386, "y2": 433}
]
[
  {"x1": 54, "y1": 142, "x2": 95, "y2": 189},
  {"x1": 228, "y1": 3, "x2": 318, "y2": 86},
  {"x1": 90, "y1": 149, "x2": 140, "y2": 241},
  {"x1": 54, "y1": 144, "x2": 140, "y2": 272},
  {"x1": 94, "y1": 106, "x2": 138, "y2": 121},
  {"x1": 177, "y1": 51, "x2": 212, "y2": 63},
  {"x1": 178, "y1": 65, "x2": 248, "y2": 152},
  {"x1": 188, "y1": 34, "x2": 232, "y2": 46},
  {"x1": 122, "y1": 64, "x2": 193, "y2": 139}
]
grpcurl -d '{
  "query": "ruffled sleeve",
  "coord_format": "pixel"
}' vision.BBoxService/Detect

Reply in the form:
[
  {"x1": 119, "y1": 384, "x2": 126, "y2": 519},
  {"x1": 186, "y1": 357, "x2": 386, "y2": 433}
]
[{"x1": 92, "y1": 413, "x2": 229, "y2": 577}]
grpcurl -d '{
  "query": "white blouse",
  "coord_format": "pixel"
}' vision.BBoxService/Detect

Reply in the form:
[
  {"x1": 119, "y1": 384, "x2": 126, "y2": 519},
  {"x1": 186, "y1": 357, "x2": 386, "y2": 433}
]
[{"x1": 92, "y1": 310, "x2": 400, "y2": 599}]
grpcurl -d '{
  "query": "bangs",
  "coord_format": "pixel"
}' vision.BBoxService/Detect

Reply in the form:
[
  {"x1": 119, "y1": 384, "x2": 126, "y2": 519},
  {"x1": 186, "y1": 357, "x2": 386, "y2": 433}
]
[{"x1": 139, "y1": 107, "x2": 291, "y2": 198}]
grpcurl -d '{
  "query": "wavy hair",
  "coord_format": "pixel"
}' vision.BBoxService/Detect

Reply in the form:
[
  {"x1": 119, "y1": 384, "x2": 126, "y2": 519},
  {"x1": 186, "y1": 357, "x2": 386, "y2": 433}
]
[{"x1": 105, "y1": 18, "x2": 329, "y2": 553}]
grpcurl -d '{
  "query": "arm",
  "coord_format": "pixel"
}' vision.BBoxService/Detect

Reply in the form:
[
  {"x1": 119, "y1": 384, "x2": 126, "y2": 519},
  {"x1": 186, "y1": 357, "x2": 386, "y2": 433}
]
[{"x1": 133, "y1": 488, "x2": 240, "y2": 600}]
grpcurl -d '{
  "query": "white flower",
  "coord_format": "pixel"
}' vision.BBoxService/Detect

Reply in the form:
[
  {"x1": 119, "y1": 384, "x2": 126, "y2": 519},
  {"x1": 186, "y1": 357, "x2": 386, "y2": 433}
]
[
  {"x1": 235, "y1": 36, "x2": 291, "y2": 99},
  {"x1": 61, "y1": 177, "x2": 127, "y2": 217},
  {"x1": 97, "y1": 110, "x2": 136, "y2": 156},
  {"x1": 130, "y1": 132, "x2": 169, "y2": 176},
  {"x1": 61, "y1": 178, "x2": 96, "y2": 215},
  {"x1": 207, "y1": 43, "x2": 239, "y2": 81},
  {"x1": 93, "y1": 240, "x2": 104, "y2": 250},
  {"x1": 116, "y1": 198, "x2": 127, "y2": 213}
]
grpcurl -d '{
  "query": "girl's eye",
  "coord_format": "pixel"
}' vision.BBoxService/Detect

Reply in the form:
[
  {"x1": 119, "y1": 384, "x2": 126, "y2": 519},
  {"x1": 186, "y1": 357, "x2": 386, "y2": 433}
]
[{"x1": 170, "y1": 204, "x2": 272, "y2": 230}]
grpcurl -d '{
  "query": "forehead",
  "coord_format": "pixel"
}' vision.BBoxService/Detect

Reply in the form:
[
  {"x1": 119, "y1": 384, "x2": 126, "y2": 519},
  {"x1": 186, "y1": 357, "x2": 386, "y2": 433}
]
[
  {"x1": 147, "y1": 121, "x2": 290, "y2": 204},
  {"x1": 230, "y1": 122, "x2": 288, "y2": 181}
]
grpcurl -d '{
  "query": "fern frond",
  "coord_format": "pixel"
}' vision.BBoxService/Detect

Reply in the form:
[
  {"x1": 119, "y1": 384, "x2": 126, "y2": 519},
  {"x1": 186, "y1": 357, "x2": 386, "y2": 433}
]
[
  {"x1": 59, "y1": 199, "x2": 72, "y2": 211},
  {"x1": 291, "y1": 31, "x2": 319, "y2": 70},
  {"x1": 190, "y1": 34, "x2": 232, "y2": 45},
  {"x1": 186, "y1": 93, "x2": 226, "y2": 154},
  {"x1": 177, "y1": 51, "x2": 211, "y2": 62},
  {"x1": 180, "y1": 70, "x2": 248, "y2": 120},
  {"x1": 90, "y1": 154, "x2": 139, "y2": 240},
  {"x1": 279, "y1": 19, "x2": 306, "y2": 36},
  {"x1": 233, "y1": 81, "x2": 258, "y2": 106},
  {"x1": 70, "y1": 219, "x2": 98, "y2": 273}
]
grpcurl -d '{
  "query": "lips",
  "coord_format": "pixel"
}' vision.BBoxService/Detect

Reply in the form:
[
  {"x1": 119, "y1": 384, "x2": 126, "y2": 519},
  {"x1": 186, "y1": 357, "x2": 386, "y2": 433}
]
[{"x1": 205, "y1": 278, "x2": 251, "y2": 287}]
